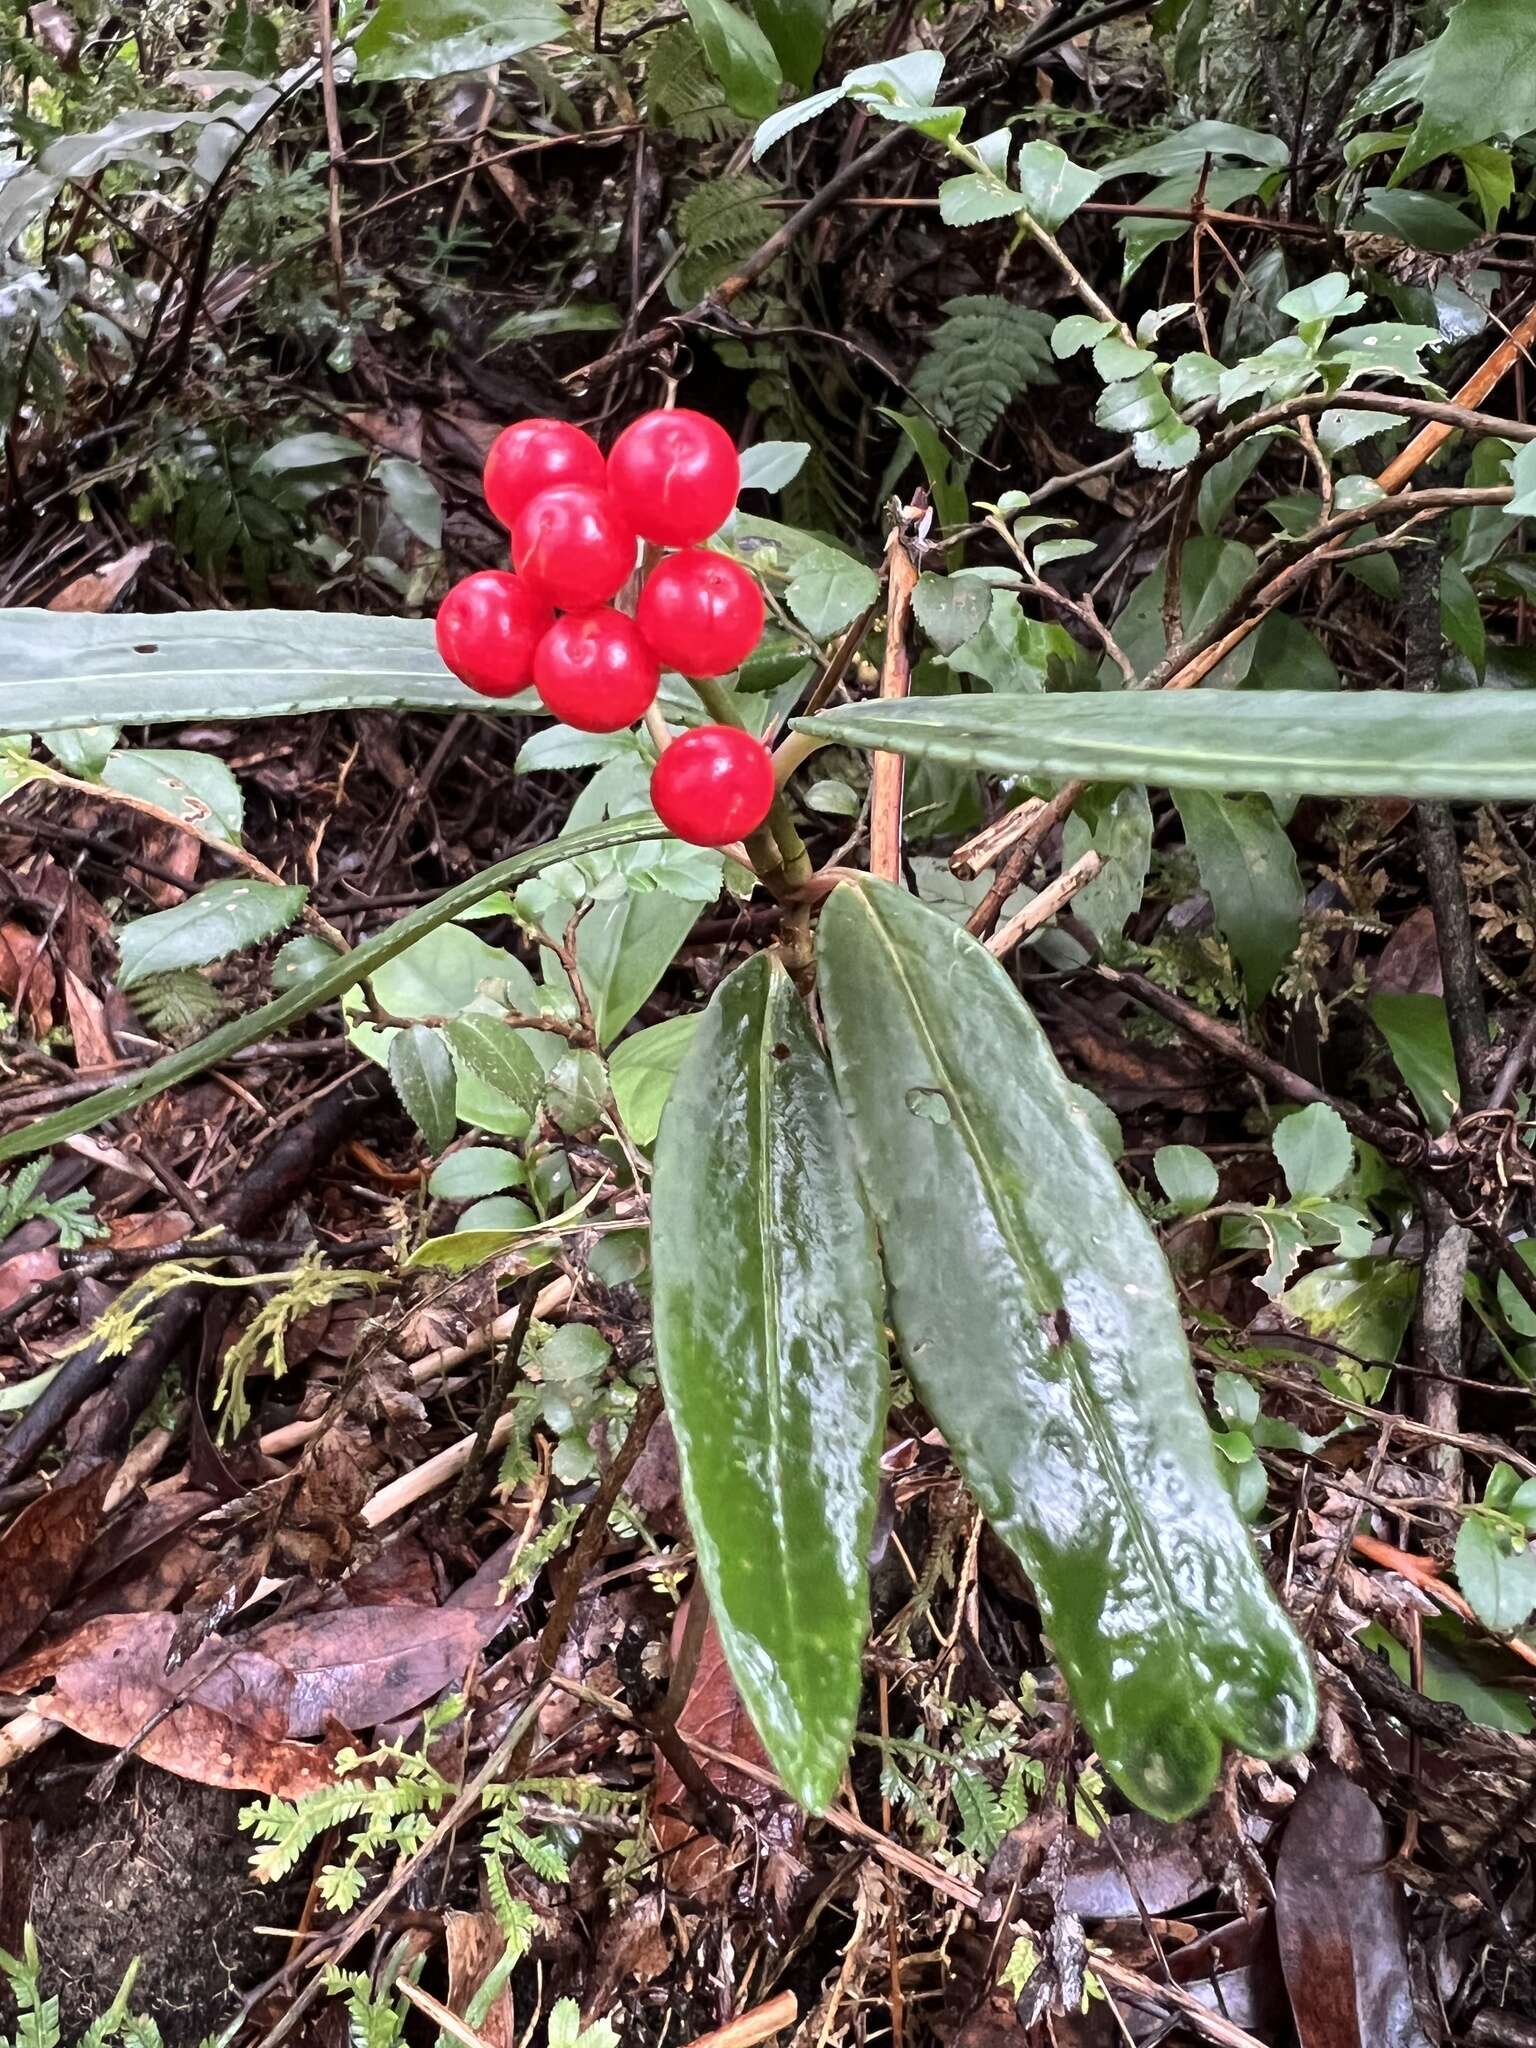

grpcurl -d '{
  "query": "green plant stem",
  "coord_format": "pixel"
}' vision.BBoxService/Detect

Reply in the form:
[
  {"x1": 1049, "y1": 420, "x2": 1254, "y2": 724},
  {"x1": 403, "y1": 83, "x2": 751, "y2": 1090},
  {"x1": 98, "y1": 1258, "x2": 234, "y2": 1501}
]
[
  {"x1": 943, "y1": 137, "x2": 1134, "y2": 345},
  {"x1": 0, "y1": 814, "x2": 665, "y2": 1166}
]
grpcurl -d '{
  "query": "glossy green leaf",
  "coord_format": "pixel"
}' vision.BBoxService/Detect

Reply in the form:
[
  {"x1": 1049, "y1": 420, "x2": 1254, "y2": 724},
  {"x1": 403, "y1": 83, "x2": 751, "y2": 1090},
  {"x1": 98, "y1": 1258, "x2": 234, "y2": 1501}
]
[
  {"x1": 685, "y1": 0, "x2": 782, "y2": 118},
  {"x1": 1369, "y1": 992, "x2": 1458, "y2": 1132},
  {"x1": 751, "y1": 0, "x2": 826, "y2": 88},
  {"x1": 1174, "y1": 790, "x2": 1303, "y2": 1002},
  {"x1": 0, "y1": 815, "x2": 663, "y2": 1164},
  {"x1": 577, "y1": 889, "x2": 705, "y2": 1045},
  {"x1": 117, "y1": 880, "x2": 307, "y2": 989},
  {"x1": 1356, "y1": 0, "x2": 1536, "y2": 178},
  {"x1": 797, "y1": 689, "x2": 1536, "y2": 801},
  {"x1": 389, "y1": 1026, "x2": 458, "y2": 1154},
  {"x1": 0, "y1": 610, "x2": 465, "y2": 733},
  {"x1": 355, "y1": 0, "x2": 567, "y2": 79},
  {"x1": 817, "y1": 878, "x2": 1315, "y2": 1818},
  {"x1": 427, "y1": 1147, "x2": 525, "y2": 1200},
  {"x1": 1455, "y1": 1516, "x2": 1536, "y2": 1633},
  {"x1": 1272, "y1": 1103, "x2": 1352, "y2": 1200},
  {"x1": 652, "y1": 952, "x2": 887, "y2": 1810}
]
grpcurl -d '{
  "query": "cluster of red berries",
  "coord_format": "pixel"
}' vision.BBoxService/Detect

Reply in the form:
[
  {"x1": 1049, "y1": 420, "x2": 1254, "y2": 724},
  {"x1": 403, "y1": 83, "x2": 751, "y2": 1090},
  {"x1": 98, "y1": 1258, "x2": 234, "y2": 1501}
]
[{"x1": 433, "y1": 411, "x2": 775, "y2": 848}]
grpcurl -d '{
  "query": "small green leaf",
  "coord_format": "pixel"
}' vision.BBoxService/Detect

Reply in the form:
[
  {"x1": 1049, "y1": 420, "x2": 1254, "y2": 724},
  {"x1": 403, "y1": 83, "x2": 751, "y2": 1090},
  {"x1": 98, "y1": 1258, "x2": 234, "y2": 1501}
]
[
  {"x1": 1092, "y1": 335, "x2": 1157, "y2": 380},
  {"x1": 938, "y1": 173, "x2": 1023, "y2": 227},
  {"x1": 458, "y1": 1196, "x2": 538, "y2": 1232},
  {"x1": 1272, "y1": 1103, "x2": 1353, "y2": 1199},
  {"x1": 912, "y1": 574, "x2": 992, "y2": 656},
  {"x1": 1455, "y1": 1516, "x2": 1536, "y2": 1634},
  {"x1": 1174, "y1": 790, "x2": 1303, "y2": 1003},
  {"x1": 541, "y1": 1049, "x2": 609, "y2": 1133},
  {"x1": 118, "y1": 880, "x2": 306, "y2": 988},
  {"x1": 737, "y1": 440, "x2": 811, "y2": 493},
  {"x1": 102, "y1": 748, "x2": 244, "y2": 844},
  {"x1": 819, "y1": 879, "x2": 1316, "y2": 1818},
  {"x1": 1369, "y1": 992, "x2": 1458, "y2": 1132},
  {"x1": 253, "y1": 432, "x2": 365, "y2": 476},
  {"x1": 752, "y1": 85, "x2": 846, "y2": 157},
  {"x1": 428, "y1": 1148, "x2": 525, "y2": 1199},
  {"x1": 652, "y1": 953, "x2": 888, "y2": 1810},
  {"x1": 785, "y1": 547, "x2": 881, "y2": 638},
  {"x1": 444, "y1": 1015, "x2": 544, "y2": 1115},
  {"x1": 378, "y1": 459, "x2": 443, "y2": 548},
  {"x1": 1052, "y1": 314, "x2": 1115, "y2": 359},
  {"x1": 609, "y1": 1015, "x2": 699, "y2": 1146},
  {"x1": 388, "y1": 1026, "x2": 458, "y2": 1153},
  {"x1": 577, "y1": 889, "x2": 705, "y2": 1045},
  {"x1": 685, "y1": 0, "x2": 783, "y2": 118},
  {"x1": 1154, "y1": 1144, "x2": 1218, "y2": 1213},
  {"x1": 355, "y1": 0, "x2": 568, "y2": 79},
  {"x1": 1012, "y1": 140, "x2": 1100, "y2": 231}
]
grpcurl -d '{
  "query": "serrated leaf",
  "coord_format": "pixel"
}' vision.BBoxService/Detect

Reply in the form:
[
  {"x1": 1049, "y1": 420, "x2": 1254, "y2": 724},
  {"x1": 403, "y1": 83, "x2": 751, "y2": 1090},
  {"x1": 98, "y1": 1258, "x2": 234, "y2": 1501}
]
[
  {"x1": 818, "y1": 879, "x2": 1315, "y2": 1818},
  {"x1": 118, "y1": 880, "x2": 306, "y2": 988},
  {"x1": 938, "y1": 173, "x2": 1023, "y2": 227},
  {"x1": 785, "y1": 548, "x2": 881, "y2": 638},
  {"x1": 652, "y1": 953, "x2": 887, "y2": 1809},
  {"x1": 355, "y1": 0, "x2": 568, "y2": 79},
  {"x1": 911, "y1": 574, "x2": 992, "y2": 656},
  {"x1": 752, "y1": 84, "x2": 845, "y2": 156},
  {"x1": 0, "y1": 610, "x2": 461, "y2": 733},
  {"x1": 1012, "y1": 140, "x2": 1100, "y2": 231},
  {"x1": 795, "y1": 690, "x2": 1536, "y2": 801},
  {"x1": 388, "y1": 1026, "x2": 457, "y2": 1153},
  {"x1": 1356, "y1": 0, "x2": 1536, "y2": 179},
  {"x1": 1174, "y1": 789, "x2": 1303, "y2": 1002},
  {"x1": 1, "y1": 815, "x2": 665, "y2": 1165},
  {"x1": 443, "y1": 1015, "x2": 544, "y2": 1115},
  {"x1": 101, "y1": 748, "x2": 244, "y2": 844}
]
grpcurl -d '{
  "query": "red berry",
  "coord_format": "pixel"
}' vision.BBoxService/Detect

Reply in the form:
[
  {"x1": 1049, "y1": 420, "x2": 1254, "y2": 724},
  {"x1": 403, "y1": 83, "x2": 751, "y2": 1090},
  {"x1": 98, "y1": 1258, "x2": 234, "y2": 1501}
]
[
  {"x1": 607, "y1": 408, "x2": 740, "y2": 547},
  {"x1": 650, "y1": 725, "x2": 775, "y2": 847},
  {"x1": 483, "y1": 417, "x2": 605, "y2": 530},
  {"x1": 510, "y1": 485, "x2": 637, "y2": 609},
  {"x1": 635, "y1": 549, "x2": 764, "y2": 677},
  {"x1": 533, "y1": 610, "x2": 660, "y2": 733},
  {"x1": 435, "y1": 570, "x2": 552, "y2": 697}
]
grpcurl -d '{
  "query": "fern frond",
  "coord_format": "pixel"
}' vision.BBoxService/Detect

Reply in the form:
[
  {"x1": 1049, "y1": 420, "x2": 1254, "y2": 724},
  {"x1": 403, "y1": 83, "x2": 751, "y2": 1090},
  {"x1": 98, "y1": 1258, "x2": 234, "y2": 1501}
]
[
  {"x1": 675, "y1": 175, "x2": 779, "y2": 307},
  {"x1": 130, "y1": 968, "x2": 229, "y2": 1042},
  {"x1": 910, "y1": 296, "x2": 1058, "y2": 452},
  {"x1": 646, "y1": 24, "x2": 741, "y2": 141}
]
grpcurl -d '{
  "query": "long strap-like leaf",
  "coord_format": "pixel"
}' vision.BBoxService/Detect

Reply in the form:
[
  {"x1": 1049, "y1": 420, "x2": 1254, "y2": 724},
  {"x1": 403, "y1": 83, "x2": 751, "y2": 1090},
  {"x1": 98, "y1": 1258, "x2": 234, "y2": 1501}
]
[
  {"x1": 818, "y1": 878, "x2": 1315, "y2": 1819},
  {"x1": 0, "y1": 815, "x2": 664, "y2": 1163},
  {"x1": 651, "y1": 952, "x2": 888, "y2": 1810},
  {"x1": 0, "y1": 610, "x2": 466, "y2": 731},
  {"x1": 799, "y1": 688, "x2": 1536, "y2": 801}
]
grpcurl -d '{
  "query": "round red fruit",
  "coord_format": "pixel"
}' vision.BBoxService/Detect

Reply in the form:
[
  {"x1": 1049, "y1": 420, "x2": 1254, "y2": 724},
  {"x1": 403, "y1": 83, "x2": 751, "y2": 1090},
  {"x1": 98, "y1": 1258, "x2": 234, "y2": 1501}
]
[
  {"x1": 635, "y1": 549, "x2": 763, "y2": 677},
  {"x1": 606, "y1": 408, "x2": 740, "y2": 547},
  {"x1": 435, "y1": 570, "x2": 552, "y2": 697},
  {"x1": 650, "y1": 725, "x2": 775, "y2": 847},
  {"x1": 534, "y1": 610, "x2": 660, "y2": 733},
  {"x1": 510, "y1": 485, "x2": 637, "y2": 609},
  {"x1": 483, "y1": 417, "x2": 605, "y2": 530}
]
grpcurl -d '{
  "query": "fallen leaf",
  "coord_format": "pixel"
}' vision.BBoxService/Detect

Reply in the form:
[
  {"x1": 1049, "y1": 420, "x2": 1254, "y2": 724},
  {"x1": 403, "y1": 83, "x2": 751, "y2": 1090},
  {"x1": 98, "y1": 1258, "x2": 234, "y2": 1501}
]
[
  {"x1": 445, "y1": 1911, "x2": 516, "y2": 2048},
  {"x1": 1275, "y1": 1762, "x2": 1436, "y2": 2048},
  {"x1": 583, "y1": 1890, "x2": 669, "y2": 2019},
  {"x1": 61, "y1": 965, "x2": 119, "y2": 1071},
  {"x1": 46, "y1": 544, "x2": 154, "y2": 614},
  {"x1": 252, "y1": 1606, "x2": 484, "y2": 1734},
  {"x1": 1372, "y1": 906, "x2": 1443, "y2": 998},
  {"x1": 2, "y1": 1615, "x2": 345, "y2": 1798},
  {"x1": 0, "y1": 924, "x2": 56, "y2": 1037},
  {"x1": 0, "y1": 1462, "x2": 115, "y2": 1666},
  {"x1": 0, "y1": 1245, "x2": 61, "y2": 1320},
  {"x1": 345, "y1": 407, "x2": 424, "y2": 461}
]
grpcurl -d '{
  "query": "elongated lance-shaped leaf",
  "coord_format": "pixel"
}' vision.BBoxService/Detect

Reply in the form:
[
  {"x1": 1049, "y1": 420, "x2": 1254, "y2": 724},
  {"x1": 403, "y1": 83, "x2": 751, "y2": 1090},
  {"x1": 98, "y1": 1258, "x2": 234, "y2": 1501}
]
[
  {"x1": 651, "y1": 952, "x2": 888, "y2": 1810},
  {"x1": 797, "y1": 688, "x2": 1536, "y2": 801},
  {"x1": 0, "y1": 611, "x2": 466, "y2": 733},
  {"x1": 0, "y1": 816, "x2": 663, "y2": 1165},
  {"x1": 817, "y1": 879, "x2": 1315, "y2": 1819}
]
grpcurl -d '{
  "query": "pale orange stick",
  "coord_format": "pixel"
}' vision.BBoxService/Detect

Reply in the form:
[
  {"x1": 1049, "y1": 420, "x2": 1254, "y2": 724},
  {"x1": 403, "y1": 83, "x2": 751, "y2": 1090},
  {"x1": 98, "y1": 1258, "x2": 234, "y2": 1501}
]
[
  {"x1": 681, "y1": 1991, "x2": 798, "y2": 2048},
  {"x1": 1352, "y1": 1529, "x2": 1536, "y2": 1669},
  {"x1": 870, "y1": 528, "x2": 920, "y2": 884}
]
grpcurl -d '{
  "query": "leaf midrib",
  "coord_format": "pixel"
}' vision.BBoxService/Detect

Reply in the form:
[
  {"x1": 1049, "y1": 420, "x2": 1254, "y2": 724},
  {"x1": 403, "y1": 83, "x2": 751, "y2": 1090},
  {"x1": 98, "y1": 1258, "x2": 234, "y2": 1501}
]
[{"x1": 851, "y1": 887, "x2": 1203, "y2": 1694}]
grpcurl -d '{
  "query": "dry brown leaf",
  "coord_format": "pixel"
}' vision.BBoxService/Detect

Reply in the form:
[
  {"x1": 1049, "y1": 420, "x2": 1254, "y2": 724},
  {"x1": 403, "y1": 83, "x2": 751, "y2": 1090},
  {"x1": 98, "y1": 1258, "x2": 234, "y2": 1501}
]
[
  {"x1": 0, "y1": 1461, "x2": 115, "y2": 1667},
  {"x1": 27, "y1": 2, "x2": 77, "y2": 63},
  {"x1": 47, "y1": 545, "x2": 154, "y2": 615},
  {"x1": 445, "y1": 1911, "x2": 516, "y2": 2048},
  {"x1": 61, "y1": 965, "x2": 119, "y2": 1071},
  {"x1": 0, "y1": 923, "x2": 56, "y2": 1037},
  {"x1": 0, "y1": 1244, "x2": 61, "y2": 1319}
]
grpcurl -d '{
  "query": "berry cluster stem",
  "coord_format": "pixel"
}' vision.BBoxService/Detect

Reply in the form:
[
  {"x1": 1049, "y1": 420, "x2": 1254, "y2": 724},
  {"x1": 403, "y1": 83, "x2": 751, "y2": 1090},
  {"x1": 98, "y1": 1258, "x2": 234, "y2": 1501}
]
[{"x1": 684, "y1": 674, "x2": 812, "y2": 899}]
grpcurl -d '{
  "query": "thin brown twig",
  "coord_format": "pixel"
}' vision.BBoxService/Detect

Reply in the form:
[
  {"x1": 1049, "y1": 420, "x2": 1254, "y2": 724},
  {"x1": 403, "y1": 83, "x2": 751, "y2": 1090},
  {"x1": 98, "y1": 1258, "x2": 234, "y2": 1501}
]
[{"x1": 870, "y1": 522, "x2": 920, "y2": 884}]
